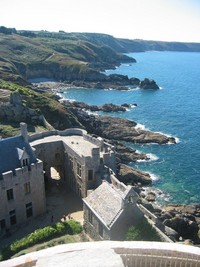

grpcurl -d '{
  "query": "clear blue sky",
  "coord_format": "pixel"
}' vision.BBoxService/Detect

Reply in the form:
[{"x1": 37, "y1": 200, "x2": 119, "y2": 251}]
[{"x1": 1, "y1": 0, "x2": 200, "y2": 42}]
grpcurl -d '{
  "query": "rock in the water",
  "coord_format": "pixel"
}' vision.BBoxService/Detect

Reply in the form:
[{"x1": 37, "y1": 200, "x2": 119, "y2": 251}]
[
  {"x1": 139, "y1": 78, "x2": 159, "y2": 89},
  {"x1": 112, "y1": 141, "x2": 148, "y2": 163},
  {"x1": 117, "y1": 163, "x2": 152, "y2": 185},
  {"x1": 101, "y1": 103, "x2": 126, "y2": 112},
  {"x1": 129, "y1": 77, "x2": 140, "y2": 86}
]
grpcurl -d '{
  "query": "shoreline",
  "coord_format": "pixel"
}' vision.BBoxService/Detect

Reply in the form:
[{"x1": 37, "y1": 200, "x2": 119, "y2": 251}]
[
  {"x1": 31, "y1": 80, "x2": 176, "y2": 201},
  {"x1": 30, "y1": 80, "x2": 200, "y2": 244}
]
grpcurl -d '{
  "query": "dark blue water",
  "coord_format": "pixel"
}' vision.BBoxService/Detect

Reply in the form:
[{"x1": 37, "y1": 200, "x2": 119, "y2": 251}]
[{"x1": 61, "y1": 52, "x2": 200, "y2": 205}]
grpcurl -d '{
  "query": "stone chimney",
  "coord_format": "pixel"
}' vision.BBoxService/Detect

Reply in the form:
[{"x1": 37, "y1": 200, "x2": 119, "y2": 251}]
[{"x1": 20, "y1": 122, "x2": 28, "y2": 143}]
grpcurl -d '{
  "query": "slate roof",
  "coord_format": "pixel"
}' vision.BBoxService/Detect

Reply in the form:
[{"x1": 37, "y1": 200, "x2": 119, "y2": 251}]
[
  {"x1": 0, "y1": 135, "x2": 37, "y2": 177},
  {"x1": 84, "y1": 181, "x2": 124, "y2": 228}
]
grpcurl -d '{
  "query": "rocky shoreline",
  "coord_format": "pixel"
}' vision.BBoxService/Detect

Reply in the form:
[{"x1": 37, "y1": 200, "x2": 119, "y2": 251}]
[
  {"x1": 63, "y1": 100, "x2": 137, "y2": 113},
  {"x1": 31, "y1": 74, "x2": 160, "y2": 91},
  {"x1": 68, "y1": 107, "x2": 176, "y2": 145},
  {"x1": 31, "y1": 81, "x2": 200, "y2": 244}
]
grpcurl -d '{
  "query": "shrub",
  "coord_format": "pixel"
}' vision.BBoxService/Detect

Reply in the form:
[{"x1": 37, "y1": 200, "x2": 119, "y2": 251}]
[
  {"x1": 0, "y1": 220, "x2": 83, "y2": 261},
  {"x1": 67, "y1": 220, "x2": 83, "y2": 234},
  {"x1": 126, "y1": 218, "x2": 161, "y2": 241}
]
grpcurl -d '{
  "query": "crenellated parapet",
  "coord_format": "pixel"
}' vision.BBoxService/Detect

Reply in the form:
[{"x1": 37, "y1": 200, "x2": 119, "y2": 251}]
[{"x1": 0, "y1": 160, "x2": 43, "y2": 189}]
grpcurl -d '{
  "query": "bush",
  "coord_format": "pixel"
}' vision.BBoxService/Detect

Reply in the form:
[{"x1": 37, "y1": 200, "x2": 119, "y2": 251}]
[
  {"x1": 67, "y1": 220, "x2": 83, "y2": 234},
  {"x1": 0, "y1": 220, "x2": 83, "y2": 261}
]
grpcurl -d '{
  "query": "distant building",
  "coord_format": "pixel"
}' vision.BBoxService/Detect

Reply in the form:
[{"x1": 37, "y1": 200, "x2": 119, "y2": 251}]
[{"x1": 0, "y1": 123, "x2": 46, "y2": 233}]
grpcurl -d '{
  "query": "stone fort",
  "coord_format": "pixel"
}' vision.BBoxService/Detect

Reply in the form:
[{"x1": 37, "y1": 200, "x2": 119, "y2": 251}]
[{"x1": 0, "y1": 122, "x2": 145, "y2": 241}]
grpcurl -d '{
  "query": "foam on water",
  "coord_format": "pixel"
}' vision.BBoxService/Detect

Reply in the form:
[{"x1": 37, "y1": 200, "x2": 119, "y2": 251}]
[
  {"x1": 135, "y1": 123, "x2": 146, "y2": 130},
  {"x1": 149, "y1": 172, "x2": 160, "y2": 181},
  {"x1": 137, "y1": 153, "x2": 159, "y2": 162}
]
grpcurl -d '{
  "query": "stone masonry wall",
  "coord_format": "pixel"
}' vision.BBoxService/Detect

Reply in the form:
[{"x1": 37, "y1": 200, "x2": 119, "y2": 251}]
[
  {"x1": 0, "y1": 160, "x2": 46, "y2": 231},
  {"x1": 83, "y1": 203, "x2": 110, "y2": 240}
]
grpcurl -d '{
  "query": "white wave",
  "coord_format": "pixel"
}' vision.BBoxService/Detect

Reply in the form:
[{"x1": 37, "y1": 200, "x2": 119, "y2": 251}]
[
  {"x1": 126, "y1": 86, "x2": 140, "y2": 91},
  {"x1": 149, "y1": 172, "x2": 160, "y2": 181},
  {"x1": 137, "y1": 154, "x2": 158, "y2": 163},
  {"x1": 155, "y1": 131, "x2": 180, "y2": 144},
  {"x1": 56, "y1": 92, "x2": 63, "y2": 99},
  {"x1": 125, "y1": 105, "x2": 137, "y2": 112},
  {"x1": 130, "y1": 104, "x2": 137, "y2": 108},
  {"x1": 167, "y1": 136, "x2": 180, "y2": 144},
  {"x1": 85, "y1": 110, "x2": 99, "y2": 116},
  {"x1": 147, "y1": 153, "x2": 159, "y2": 161},
  {"x1": 174, "y1": 137, "x2": 180, "y2": 143},
  {"x1": 104, "y1": 88, "x2": 114, "y2": 91},
  {"x1": 137, "y1": 158, "x2": 146, "y2": 162},
  {"x1": 135, "y1": 123, "x2": 146, "y2": 130},
  {"x1": 60, "y1": 97, "x2": 76, "y2": 102}
]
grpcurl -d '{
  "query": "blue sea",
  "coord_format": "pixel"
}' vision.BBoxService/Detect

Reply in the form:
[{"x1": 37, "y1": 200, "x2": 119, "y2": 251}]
[{"x1": 60, "y1": 52, "x2": 200, "y2": 205}]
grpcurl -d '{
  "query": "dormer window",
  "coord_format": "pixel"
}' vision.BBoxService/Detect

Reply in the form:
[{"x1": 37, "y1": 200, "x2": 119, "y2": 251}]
[
  {"x1": 23, "y1": 158, "x2": 29, "y2": 167},
  {"x1": 17, "y1": 147, "x2": 30, "y2": 167}
]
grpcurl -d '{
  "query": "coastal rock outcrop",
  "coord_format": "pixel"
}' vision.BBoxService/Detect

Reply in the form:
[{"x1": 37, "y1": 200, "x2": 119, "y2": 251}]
[
  {"x1": 62, "y1": 74, "x2": 159, "y2": 90},
  {"x1": 139, "y1": 78, "x2": 160, "y2": 89},
  {"x1": 69, "y1": 108, "x2": 176, "y2": 145},
  {"x1": 161, "y1": 204, "x2": 200, "y2": 243},
  {"x1": 92, "y1": 116, "x2": 176, "y2": 144},
  {"x1": 117, "y1": 163, "x2": 152, "y2": 185},
  {"x1": 111, "y1": 141, "x2": 149, "y2": 163},
  {"x1": 64, "y1": 100, "x2": 129, "y2": 112}
]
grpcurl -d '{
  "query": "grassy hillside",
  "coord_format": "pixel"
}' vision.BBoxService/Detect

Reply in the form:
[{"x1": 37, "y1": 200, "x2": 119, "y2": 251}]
[
  {"x1": 1, "y1": 27, "x2": 200, "y2": 85},
  {"x1": 0, "y1": 29, "x2": 133, "y2": 84},
  {"x1": 1, "y1": 27, "x2": 200, "y2": 136},
  {"x1": 0, "y1": 80, "x2": 82, "y2": 138}
]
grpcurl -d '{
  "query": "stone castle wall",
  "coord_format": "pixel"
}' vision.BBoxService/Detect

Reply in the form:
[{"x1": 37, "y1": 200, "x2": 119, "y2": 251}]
[
  {"x1": 83, "y1": 203, "x2": 110, "y2": 241},
  {"x1": 0, "y1": 160, "x2": 46, "y2": 230}
]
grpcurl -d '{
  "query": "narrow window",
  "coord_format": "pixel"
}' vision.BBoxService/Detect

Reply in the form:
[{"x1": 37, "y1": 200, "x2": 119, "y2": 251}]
[
  {"x1": 7, "y1": 189, "x2": 14, "y2": 201},
  {"x1": 77, "y1": 162, "x2": 82, "y2": 178},
  {"x1": 0, "y1": 219, "x2": 6, "y2": 230},
  {"x1": 24, "y1": 182, "x2": 31, "y2": 194},
  {"x1": 88, "y1": 170, "x2": 93, "y2": 181},
  {"x1": 9, "y1": 210, "x2": 17, "y2": 225},
  {"x1": 88, "y1": 209, "x2": 93, "y2": 224},
  {"x1": 26, "y1": 202, "x2": 33, "y2": 218},
  {"x1": 98, "y1": 222, "x2": 103, "y2": 237}
]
